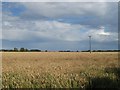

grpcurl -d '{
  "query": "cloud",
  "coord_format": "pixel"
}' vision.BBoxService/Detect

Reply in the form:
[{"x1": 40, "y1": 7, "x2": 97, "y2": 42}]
[
  {"x1": 2, "y1": 2, "x2": 118, "y2": 50},
  {"x1": 3, "y1": 2, "x2": 118, "y2": 27},
  {"x1": 20, "y1": 2, "x2": 108, "y2": 18},
  {"x1": 17, "y1": 2, "x2": 118, "y2": 33},
  {"x1": 2, "y1": 0, "x2": 119, "y2": 2},
  {"x1": 2, "y1": 14, "x2": 117, "y2": 42},
  {"x1": 97, "y1": 26, "x2": 110, "y2": 35}
]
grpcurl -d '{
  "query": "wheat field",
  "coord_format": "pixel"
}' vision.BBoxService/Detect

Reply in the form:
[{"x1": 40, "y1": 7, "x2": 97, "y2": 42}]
[{"x1": 2, "y1": 52, "x2": 120, "y2": 89}]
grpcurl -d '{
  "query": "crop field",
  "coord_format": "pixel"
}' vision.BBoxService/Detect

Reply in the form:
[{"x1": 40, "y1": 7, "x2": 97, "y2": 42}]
[{"x1": 2, "y1": 52, "x2": 120, "y2": 89}]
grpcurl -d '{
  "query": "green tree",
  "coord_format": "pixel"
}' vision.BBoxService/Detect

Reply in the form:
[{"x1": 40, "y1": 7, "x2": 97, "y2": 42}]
[
  {"x1": 20, "y1": 48, "x2": 25, "y2": 52},
  {"x1": 14, "y1": 48, "x2": 18, "y2": 52}
]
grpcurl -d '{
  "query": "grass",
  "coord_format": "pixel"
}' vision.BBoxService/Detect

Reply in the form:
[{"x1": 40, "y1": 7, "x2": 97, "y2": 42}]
[{"x1": 2, "y1": 52, "x2": 120, "y2": 89}]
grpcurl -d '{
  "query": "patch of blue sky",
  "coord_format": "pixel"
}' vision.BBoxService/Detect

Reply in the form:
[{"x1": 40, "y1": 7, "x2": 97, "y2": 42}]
[
  {"x1": 56, "y1": 15, "x2": 97, "y2": 25},
  {"x1": 2, "y1": 2, "x2": 26, "y2": 16}
]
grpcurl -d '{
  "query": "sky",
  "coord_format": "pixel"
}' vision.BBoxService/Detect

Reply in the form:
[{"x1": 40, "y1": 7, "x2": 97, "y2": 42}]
[{"x1": 1, "y1": 2, "x2": 118, "y2": 51}]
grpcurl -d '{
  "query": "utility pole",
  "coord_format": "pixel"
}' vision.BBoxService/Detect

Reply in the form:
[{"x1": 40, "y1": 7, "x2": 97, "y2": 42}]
[{"x1": 89, "y1": 36, "x2": 92, "y2": 53}]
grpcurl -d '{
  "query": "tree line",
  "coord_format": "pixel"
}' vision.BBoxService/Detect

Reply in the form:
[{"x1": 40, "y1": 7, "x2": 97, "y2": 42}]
[
  {"x1": 0, "y1": 48, "x2": 119, "y2": 52},
  {"x1": 0, "y1": 48, "x2": 78, "y2": 52},
  {"x1": 0, "y1": 48, "x2": 42, "y2": 52},
  {"x1": 81, "y1": 50, "x2": 120, "y2": 52}
]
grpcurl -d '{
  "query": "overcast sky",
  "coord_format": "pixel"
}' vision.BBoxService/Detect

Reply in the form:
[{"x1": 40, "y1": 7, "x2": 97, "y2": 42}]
[{"x1": 2, "y1": 2, "x2": 118, "y2": 51}]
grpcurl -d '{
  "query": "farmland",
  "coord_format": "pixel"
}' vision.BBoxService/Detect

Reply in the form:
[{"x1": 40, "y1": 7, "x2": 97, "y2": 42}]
[{"x1": 2, "y1": 52, "x2": 120, "y2": 89}]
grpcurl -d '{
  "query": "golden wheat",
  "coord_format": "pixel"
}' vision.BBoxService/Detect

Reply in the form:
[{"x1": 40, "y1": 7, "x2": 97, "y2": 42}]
[{"x1": 2, "y1": 52, "x2": 119, "y2": 88}]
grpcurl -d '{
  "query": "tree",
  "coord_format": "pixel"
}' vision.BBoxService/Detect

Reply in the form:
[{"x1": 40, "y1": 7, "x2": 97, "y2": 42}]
[
  {"x1": 20, "y1": 48, "x2": 25, "y2": 52},
  {"x1": 45, "y1": 50, "x2": 47, "y2": 52},
  {"x1": 25, "y1": 48, "x2": 29, "y2": 52},
  {"x1": 14, "y1": 48, "x2": 18, "y2": 52}
]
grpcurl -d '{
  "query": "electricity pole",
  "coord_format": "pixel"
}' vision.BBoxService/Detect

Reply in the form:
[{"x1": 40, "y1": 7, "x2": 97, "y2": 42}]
[{"x1": 89, "y1": 36, "x2": 92, "y2": 53}]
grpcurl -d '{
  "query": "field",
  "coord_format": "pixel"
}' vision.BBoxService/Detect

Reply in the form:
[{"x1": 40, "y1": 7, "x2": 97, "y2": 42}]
[{"x1": 2, "y1": 52, "x2": 120, "y2": 89}]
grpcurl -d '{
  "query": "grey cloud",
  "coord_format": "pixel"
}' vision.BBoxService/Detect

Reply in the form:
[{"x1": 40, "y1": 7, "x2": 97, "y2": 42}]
[
  {"x1": 19, "y1": 2, "x2": 118, "y2": 33},
  {"x1": 2, "y1": 2, "x2": 118, "y2": 50}
]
